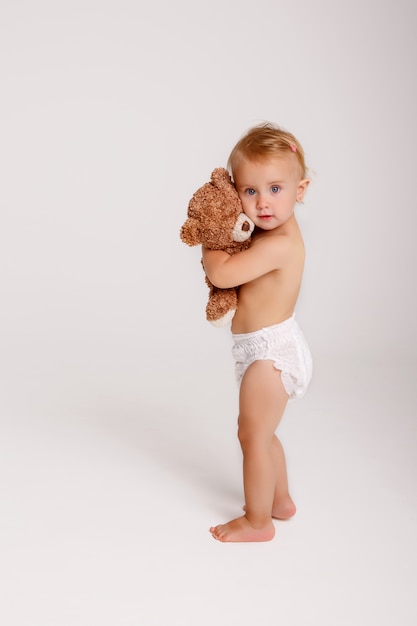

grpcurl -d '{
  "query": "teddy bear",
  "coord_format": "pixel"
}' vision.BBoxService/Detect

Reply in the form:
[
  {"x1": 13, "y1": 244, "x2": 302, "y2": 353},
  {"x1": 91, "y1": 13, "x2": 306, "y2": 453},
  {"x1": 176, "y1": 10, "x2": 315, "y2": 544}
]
[{"x1": 180, "y1": 167, "x2": 255, "y2": 327}]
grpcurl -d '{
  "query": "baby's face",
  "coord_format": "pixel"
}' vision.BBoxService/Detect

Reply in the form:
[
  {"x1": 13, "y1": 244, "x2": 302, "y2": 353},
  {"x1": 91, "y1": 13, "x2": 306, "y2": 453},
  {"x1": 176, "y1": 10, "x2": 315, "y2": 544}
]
[{"x1": 233, "y1": 156, "x2": 308, "y2": 231}]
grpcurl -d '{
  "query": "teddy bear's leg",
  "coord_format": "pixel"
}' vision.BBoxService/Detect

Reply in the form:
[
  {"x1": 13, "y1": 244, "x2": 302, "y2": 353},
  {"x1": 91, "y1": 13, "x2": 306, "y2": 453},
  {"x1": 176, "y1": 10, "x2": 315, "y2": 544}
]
[
  {"x1": 206, "y1": 283, "x2": 238, "y2": 327},
  {"x1": 207, "y1": 302, "x2": 237, "y2": 327},
  {"x1": 210, "y1": 308, "x2": 236, "y2": 327}
]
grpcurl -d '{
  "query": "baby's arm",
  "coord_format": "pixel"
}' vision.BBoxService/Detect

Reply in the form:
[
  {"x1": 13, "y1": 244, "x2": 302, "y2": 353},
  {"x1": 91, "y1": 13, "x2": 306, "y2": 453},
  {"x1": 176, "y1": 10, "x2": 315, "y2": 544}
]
[{"x1": 202, "y1": 237, "x2": 291, "y2": 289}]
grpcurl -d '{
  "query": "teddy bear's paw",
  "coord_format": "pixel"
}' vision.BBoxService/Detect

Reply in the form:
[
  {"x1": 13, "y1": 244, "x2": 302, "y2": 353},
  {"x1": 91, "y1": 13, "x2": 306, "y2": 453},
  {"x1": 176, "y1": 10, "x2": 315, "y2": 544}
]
[{"x1": 209, "y1": 308, "x2": 236, "y2": 327}]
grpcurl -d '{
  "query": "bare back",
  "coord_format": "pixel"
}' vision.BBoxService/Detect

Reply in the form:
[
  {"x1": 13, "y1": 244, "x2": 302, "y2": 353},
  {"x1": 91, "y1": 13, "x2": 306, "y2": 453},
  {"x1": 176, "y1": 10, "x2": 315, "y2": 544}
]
[{"x1": 231, "y1": 218, "x2": 305, "y2": 334}]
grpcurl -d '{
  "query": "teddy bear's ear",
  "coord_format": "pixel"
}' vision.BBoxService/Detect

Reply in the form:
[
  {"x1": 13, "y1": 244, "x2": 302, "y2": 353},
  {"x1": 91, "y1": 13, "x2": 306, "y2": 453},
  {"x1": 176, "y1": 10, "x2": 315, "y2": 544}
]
[
  {"x1": 180, "y1": 218, "x2": 201, "y2": 246},
  {"x1": 210, "y1": 167, "x2": 232, "y2": 189}
]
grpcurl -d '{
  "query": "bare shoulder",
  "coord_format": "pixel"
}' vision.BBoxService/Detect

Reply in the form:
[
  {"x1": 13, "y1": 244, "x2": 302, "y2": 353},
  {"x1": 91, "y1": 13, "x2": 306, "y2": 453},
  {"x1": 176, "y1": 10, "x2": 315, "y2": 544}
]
[{"x1": 251, "y1": 228, "x2": 304, "y2": 265}]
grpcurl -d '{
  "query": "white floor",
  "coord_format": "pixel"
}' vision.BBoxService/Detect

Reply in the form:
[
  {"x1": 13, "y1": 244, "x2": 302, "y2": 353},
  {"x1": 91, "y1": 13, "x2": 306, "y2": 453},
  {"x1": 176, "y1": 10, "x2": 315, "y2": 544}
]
[{"x1": 1, "y1": 348, "x2": 416, "y2": 626}]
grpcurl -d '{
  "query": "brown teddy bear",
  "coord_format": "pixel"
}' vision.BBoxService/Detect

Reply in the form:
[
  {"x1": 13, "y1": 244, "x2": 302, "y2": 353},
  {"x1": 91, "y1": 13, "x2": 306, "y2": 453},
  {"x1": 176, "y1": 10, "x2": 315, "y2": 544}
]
[{"x1": 180, "y1": 167, "x2": 254, "y2": 326}]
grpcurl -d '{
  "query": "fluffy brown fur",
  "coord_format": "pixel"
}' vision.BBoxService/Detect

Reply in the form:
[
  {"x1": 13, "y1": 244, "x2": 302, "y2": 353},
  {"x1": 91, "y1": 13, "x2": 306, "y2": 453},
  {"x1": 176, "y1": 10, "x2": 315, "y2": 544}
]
[{"x1": 180, "y1": 168, "x2": 254, "y2": 326}]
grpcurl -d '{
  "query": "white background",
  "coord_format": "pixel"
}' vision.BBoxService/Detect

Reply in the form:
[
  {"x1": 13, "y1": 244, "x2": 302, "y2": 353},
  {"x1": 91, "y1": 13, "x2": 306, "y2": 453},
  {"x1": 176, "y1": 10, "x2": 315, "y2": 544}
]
[{"x1": 1, "y1": 1, "x2": 416, "y2": 625}]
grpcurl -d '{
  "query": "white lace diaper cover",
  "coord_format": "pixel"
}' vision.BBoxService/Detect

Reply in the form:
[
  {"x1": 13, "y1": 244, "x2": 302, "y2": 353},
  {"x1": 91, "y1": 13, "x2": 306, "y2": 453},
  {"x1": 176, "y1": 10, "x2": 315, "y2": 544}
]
[{"x1": 231, "y1": 316, "x2": 313, "y2": 399}]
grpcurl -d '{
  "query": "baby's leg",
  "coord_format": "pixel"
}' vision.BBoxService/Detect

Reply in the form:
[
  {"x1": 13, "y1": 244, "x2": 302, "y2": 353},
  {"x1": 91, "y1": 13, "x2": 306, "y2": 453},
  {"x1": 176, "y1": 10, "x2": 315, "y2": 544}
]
[
  {"x1": 210, "y1": 360, "x2": 289, "y2": 542},
  {"x1": 271, "y1": 435, "x2": 296, "y2": 520},
  {"x1": 242, "y1": 437, "x2": 296, "y2": 519}
]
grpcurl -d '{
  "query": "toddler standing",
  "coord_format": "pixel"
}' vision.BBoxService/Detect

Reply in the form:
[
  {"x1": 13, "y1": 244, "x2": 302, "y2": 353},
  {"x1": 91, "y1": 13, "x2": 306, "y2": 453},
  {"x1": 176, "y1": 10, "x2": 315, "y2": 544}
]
[{"x1": 202, "y1": 123, "x2": 312, "y2": 542}]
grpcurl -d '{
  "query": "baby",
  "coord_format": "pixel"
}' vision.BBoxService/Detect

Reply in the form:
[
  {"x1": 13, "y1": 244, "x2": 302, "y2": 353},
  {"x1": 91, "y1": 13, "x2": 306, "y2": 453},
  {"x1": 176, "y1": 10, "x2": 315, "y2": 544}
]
[{"x1": 202, "y1": 123, "x2": 312, "y2": 542}]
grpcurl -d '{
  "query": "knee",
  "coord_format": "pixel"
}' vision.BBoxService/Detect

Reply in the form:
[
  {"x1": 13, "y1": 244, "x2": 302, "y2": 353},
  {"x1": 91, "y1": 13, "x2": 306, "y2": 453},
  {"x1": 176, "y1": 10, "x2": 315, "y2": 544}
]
[
  {"x1": 237, "y1": 416, "x2": 272, "y2": 453},
  {"x1": 237, "y1": 420, "x2": 260, "y2": 452},
  {"x1": 237, "y1": 424, "x2": 250, "y2": 450}
]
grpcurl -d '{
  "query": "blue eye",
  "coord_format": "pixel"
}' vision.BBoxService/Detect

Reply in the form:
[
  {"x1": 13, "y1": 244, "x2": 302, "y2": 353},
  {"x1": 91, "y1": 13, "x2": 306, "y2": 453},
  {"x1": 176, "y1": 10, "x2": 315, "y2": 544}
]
[
  {"x1": 271, "y1": 185, "x2": 280, "y2": 193},
  {"x1": 246, "y1": 188, "x2": 256, "y2": 196}
]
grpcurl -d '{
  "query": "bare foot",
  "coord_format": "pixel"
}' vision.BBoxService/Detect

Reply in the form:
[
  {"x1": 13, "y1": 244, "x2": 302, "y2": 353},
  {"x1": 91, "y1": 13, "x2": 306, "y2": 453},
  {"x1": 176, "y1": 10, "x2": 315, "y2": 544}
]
[
  {"x1": 243, "y1": 497, "x2": 296, "y2": 521},
  {"x1": 210, "y1": 515, "x2": 275, "y2": 543}
]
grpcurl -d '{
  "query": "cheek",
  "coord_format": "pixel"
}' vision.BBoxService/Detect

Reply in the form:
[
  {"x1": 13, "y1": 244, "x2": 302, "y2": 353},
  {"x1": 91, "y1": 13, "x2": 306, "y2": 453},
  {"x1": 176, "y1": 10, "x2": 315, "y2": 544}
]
[{"x1": 239, "y1": 195, "x2": 252, "y2": 212}]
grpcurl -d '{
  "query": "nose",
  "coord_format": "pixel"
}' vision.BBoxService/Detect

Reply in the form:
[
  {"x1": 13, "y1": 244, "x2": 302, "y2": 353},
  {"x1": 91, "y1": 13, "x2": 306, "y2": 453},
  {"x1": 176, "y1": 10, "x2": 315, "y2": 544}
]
[{"x1": 256, "y1": 194, "x2": 269, "y2": 211}]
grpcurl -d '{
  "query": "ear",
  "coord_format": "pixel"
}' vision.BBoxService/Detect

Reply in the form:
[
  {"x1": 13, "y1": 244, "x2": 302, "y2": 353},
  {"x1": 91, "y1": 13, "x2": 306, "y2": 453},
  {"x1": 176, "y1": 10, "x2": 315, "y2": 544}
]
[
  {"x1": 296, "y1": 178, "x2": 310, "y2": 203},
  {"x1": 180, "y1": 218, "x2": 201, "y2": 246},
  {"x1": 211, "y1": 167, "x2": 232, "y2": 190}
]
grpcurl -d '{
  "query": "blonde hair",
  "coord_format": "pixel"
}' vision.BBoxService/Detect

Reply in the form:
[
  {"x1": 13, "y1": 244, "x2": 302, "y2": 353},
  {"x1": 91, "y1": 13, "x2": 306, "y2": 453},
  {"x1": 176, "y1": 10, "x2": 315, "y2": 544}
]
[{"x1": 228, "y1": 122, "x2": 307, "y2": 179}]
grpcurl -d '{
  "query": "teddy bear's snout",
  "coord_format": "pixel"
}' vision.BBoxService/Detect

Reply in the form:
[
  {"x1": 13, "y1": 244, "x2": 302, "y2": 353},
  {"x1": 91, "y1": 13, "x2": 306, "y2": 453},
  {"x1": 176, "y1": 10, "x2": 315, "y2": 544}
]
[{"x1": 232, "y1": 213, "x2": 255, "y2": 243}]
